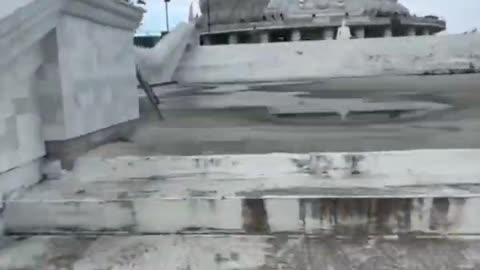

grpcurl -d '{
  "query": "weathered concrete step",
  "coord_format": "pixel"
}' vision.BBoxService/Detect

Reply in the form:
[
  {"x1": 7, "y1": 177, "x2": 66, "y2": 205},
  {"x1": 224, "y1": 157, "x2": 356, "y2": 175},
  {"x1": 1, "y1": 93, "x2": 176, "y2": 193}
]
[
  {"x1": 2, "y1": 235, "x2": 480, "y2": 269},
  {"x1": 71, "y1": 149, "x2": 480, "y2": 185},
  {"x1": 5, "y1": 189, "x2": 480, "y2": 236},
  {"x1": 5, "y1": 149, "x2": 480, "y2": 236}
]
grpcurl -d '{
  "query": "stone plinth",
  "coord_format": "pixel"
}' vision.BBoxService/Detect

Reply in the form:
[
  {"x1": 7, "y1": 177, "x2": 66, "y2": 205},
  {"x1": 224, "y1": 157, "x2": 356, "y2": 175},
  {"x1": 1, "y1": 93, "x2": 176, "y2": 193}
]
[
  {"x1": 0, "y1": 0, "x2": 143, "y2": 198},
  {"x1": 40, "y1": 0, "x2": 143, "y2": 141}
]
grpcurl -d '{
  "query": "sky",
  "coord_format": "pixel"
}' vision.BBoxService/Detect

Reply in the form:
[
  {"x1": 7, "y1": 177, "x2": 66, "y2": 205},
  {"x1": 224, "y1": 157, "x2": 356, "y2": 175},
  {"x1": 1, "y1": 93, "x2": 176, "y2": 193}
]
[{"x1": 137, "y1": 0, "x2": 479, "y2": 34}]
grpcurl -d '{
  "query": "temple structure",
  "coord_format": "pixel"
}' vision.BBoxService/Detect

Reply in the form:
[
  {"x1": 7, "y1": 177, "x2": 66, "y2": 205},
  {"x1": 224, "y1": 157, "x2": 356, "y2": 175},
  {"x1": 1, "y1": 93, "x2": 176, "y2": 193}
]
[{"x1": 198, "y1": 0, "x2": 446, "y2": 45}]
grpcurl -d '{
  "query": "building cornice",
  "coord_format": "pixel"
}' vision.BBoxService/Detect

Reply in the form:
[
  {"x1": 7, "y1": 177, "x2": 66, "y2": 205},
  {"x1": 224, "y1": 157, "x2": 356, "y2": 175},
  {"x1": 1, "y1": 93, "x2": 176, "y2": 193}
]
[
  {"x1": 201, "y1": 15, "x2": 446, "y2": 36},
  {"x1": 61, "y1": 0, "x2": 144, "y2": 30}
]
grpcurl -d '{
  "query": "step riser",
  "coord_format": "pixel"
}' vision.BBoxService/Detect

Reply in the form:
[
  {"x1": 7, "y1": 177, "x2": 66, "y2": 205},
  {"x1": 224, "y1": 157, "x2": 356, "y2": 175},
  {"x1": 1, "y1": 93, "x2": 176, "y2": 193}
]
[
  {"x1": 72, "y1": 150, "x2": 480, "y2": 184},
  {"x1": 6, "y1": 196, "x2": 480, "y2": 235}
]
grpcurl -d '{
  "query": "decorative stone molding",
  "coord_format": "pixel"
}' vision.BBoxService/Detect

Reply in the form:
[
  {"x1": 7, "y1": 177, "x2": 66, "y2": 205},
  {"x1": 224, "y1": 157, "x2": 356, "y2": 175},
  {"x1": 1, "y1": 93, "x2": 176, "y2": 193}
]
[
  {"x1": 0, "y1": 0, "x2": 144, "y2": 69},
  {"x1": 62, "y1": 0, "x2": 144, "y2": 30}
]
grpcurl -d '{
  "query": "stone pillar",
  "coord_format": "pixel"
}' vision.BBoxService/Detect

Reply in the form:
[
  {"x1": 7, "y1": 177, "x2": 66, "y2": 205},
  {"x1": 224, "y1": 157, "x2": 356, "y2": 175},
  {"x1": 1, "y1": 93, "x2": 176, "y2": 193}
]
[
  {"x1": 422, "y1": 28, "x2": 430, "y2": 36},
  {"x1": 260, "y1": 32, "x2": 269, "y2": 43},
  {"x1": 383, "y1": 27, "x2": 392, "y2": 37},
  {"x1": 407, "y1": 27, "x2": 416, "y2": 36},
  {"x1": 354, "y1": 27, "x2": 365, "y2": 38},
  {"x1": 291, "y1": 29, "x2": 301, "y2": 41},
  {"x1": 323, "y1": 28, "x2": 335, "y2": 40},
  {"x1": 228, "y1": 33, "x2": 238, "y2": 44}
]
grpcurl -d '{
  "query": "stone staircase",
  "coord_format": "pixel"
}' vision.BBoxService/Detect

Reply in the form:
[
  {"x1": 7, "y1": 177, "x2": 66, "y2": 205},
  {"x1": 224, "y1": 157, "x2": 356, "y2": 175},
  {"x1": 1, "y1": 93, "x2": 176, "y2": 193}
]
[
  {"x1": 2, "y1": 149, "x2": 480, "y2": 269},
  {"x1": 4, "y1": 149, "x2": 480, "y2": 236},
  {"x1": 3, "y1": 2, "x2": 480, "y2": 269}
]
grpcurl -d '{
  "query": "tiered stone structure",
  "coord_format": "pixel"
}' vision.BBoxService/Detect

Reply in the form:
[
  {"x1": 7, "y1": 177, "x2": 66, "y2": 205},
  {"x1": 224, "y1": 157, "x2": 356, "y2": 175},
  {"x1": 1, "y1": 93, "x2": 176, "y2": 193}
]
[{"x1": 198, "y1": 0, "x2": 446, "y2": 45}]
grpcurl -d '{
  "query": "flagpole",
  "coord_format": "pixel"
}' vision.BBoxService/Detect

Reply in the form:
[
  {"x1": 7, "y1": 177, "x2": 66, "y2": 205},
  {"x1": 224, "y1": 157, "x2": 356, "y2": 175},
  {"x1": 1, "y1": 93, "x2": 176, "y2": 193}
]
[{"x1": 165, "y1": 0, "x2": 170, "y2": 32}]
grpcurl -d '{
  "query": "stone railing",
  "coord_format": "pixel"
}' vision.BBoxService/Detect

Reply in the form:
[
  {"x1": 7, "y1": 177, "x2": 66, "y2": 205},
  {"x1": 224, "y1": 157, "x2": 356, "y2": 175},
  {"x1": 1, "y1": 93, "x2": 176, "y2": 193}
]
[{"x1": 0, "y1": 0, "x2": 143, "y2": 203}]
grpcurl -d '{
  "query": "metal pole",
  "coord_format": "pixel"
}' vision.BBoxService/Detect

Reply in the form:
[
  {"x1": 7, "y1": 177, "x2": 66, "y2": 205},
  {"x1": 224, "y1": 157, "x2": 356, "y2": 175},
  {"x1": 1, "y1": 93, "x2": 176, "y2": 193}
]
[{"x1": 165, "y1": 0, "x2": 170, "y2": 32}]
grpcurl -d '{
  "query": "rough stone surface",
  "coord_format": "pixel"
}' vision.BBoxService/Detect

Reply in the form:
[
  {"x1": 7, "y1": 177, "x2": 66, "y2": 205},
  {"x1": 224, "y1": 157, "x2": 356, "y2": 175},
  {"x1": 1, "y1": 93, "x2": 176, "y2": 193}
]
[
  {"x1": 135, "y1": 74, "x2": 480, "y2": 154},
  {"x1": 175, "y1": 33, "x2": 480, "y2": 83},
  {"x1": 2, "y1": 236, "x2": 480, "y2": 269}
]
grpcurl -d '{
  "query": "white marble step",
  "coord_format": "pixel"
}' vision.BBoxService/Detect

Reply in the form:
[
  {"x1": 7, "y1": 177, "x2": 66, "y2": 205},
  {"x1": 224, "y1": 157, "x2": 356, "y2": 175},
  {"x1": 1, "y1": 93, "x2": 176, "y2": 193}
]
[
  {"x1": 4, "y1": 150, "x2": 480, "y2": 236},
  {"x1": 70, "y1": 149, "x2": 480, "y2": 186}
]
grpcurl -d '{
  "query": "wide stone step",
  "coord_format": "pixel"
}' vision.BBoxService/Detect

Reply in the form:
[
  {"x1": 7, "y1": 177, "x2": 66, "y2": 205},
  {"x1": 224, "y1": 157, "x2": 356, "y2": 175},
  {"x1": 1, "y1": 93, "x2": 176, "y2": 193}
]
[
  {"x1": 3, "y1": 235, "x2": 480, "y2": 269},
  {"x1": 2, "y1": 235, "x2": 480, "y2": 269},
  {"x1": 5, "y1": 149, "x2": 480, "y2": 236},
  {"x1": 5, "y1": 189, "x2": 480, "y2": 236}
]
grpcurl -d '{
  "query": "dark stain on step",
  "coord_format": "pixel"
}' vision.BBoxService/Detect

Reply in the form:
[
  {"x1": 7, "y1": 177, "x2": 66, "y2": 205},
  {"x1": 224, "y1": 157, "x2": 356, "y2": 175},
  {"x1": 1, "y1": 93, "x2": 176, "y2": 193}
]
[{"x1": 242, "y1": 199, "x2": 270, "y2": 233}]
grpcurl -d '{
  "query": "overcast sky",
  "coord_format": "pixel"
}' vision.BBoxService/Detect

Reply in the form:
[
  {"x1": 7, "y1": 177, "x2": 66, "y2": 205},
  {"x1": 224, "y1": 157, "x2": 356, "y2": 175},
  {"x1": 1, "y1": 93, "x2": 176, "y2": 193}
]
[{"x1": 137, "y1": 0, "x2": 479, "y2": 34}]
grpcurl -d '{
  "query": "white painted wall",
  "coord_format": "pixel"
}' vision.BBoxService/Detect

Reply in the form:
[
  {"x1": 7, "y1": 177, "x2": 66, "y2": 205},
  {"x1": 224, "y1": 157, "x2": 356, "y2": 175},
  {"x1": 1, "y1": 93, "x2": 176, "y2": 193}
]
[{"x1": 175, "y1": 33, "x2": 480, "y2": 83}]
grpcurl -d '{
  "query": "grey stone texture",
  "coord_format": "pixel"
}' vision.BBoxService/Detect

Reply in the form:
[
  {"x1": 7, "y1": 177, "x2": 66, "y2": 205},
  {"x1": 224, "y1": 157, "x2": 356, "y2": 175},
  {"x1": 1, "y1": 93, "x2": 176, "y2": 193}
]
[{"x1": 2, "y1": 235, "x2": 480, "y2": 269}]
